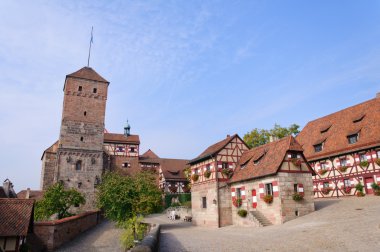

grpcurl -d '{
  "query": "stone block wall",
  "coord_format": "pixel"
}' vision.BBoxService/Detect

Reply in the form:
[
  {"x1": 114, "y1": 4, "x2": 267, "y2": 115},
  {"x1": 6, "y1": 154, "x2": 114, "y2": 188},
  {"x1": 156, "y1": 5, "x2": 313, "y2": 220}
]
[
  {"x1": 28, "y1": 211, "x2": 100, "y2": 251},
  {"x1": 218, "y1": 184, "x2": 232, "y2": 227},
  {"x1": 40, "y1": 152, "x2": 57, "y2": 190},
  {"x1": 191, "y1": 182, "x2": 219, "y2": 227}
]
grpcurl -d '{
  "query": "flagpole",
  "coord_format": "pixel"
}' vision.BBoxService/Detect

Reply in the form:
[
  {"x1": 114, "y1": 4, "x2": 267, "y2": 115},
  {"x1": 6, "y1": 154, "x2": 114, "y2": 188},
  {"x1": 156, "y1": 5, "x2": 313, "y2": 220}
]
[{"x1": 87, "y1": 26, "x2": 93, "y2": 67}]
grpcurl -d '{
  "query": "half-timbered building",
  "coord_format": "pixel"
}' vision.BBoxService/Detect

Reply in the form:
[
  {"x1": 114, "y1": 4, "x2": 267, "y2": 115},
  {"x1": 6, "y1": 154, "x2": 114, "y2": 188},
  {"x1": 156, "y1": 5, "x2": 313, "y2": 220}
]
[
  {"x1": 297, "y1": 93, "x2": 380, "y2": 198},
  {"x1": 189, "y1": 134, "x2": 249, "y2": 227},
  {"x1": 229, "y1": 136, "x2": 315, "y2": 226}
]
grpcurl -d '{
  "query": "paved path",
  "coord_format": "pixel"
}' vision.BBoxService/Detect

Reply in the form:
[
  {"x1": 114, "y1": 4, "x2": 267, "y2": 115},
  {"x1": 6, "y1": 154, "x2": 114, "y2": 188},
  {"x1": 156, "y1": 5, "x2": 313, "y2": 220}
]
[
  {"x1": 54, "y1": 220, "x2": 123, "y2": 252},
  {"x1": 153, "y1": 197, "x2": 380, "y2": 252}
]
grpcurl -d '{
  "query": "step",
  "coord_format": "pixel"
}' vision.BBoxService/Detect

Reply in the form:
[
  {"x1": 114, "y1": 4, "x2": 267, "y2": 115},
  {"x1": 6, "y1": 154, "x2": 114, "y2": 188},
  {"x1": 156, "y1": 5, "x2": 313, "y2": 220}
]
[{"x1": 250, "y1": 211, "x2": 273, "y2": 227}]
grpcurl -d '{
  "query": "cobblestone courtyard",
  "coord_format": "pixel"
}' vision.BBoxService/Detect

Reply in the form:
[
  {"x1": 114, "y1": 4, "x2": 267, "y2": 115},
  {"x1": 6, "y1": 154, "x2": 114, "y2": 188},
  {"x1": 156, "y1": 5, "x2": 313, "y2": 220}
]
[
  {"x1": 152, "y1": 197, "x2": 380, "y2": 252},
  {"x1": 55, "y1": 197, "x2": 380, "y2": 251}
]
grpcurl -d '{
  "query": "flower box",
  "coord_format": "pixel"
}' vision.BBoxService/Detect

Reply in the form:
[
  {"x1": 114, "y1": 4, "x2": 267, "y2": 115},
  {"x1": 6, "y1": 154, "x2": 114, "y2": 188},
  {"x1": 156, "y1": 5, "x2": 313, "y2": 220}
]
[
  {"x1": 356, "y1": 191, "x2": 365, "y2": 197},
  {"x1": 359, "y1": 161, "x2": 369, "y2": 168},
  {"x1": 318, "y1": 169, "x2": 328, "y2": 176},
  {"x1": 191, "y1": 174, "x2": 199, "y2": 182},
  {"x1": 338, "y1": 166, "x2": 348, "y2": 173},
  {"x1": 376, "y1": 159, "x2": 380, "y2": 166},
  {"x1": 204, "y1": 170, "x2": 211, "y2": 178},
  {"x1": 292, "y1": 192, "x2": 304, "y2": 202},
  {"x1": 321, "y1": 187, "x2": 332, "y2": 195},
  {"x1": 221, "y1": 168, "x2": 233, "y2": 178},
  {"x1": 232, "y1": 198, "x2": 242, "y2": 208},
  {"x1": 291, "y1": 158, "x2": 302, "y2": 167},
  {"x1": 342, "y1": 186, "x2": 352, "y2": 194},
  {"x1": 263, "y1": 195, "x2": 273, "y2": 204}
]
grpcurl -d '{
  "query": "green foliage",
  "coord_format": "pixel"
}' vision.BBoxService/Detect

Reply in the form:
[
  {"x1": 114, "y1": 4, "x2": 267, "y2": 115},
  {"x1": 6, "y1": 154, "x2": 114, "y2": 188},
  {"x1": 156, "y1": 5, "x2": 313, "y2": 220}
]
[
  {"x1": 204, "y1": 170, "x2": 211, "y2": 178},
  {"x1": 120, "y1": 226, "x2": 135, "y2": 250},
  {"x1": 34, "y1": 182, "x2": 85, "y2": 220},
  {"x1": 191, "y1": 174, "x2": 199, "y2": 181},
  {"x1": 182, "y1": 201, "x2": 192, "y2": 208},
  {"x1": 292, "y1": 192, "x2": 304, "y2": 201},
  {"x1": 355, "y1": 182, "x2": 364, "y2": 193},
  {"x1": 221, "y1": 168, "x2": 233, "y2": 178},
  {"x1": 371, "y1": 182, "x2": 380, "y2": 196},
  {"x1": 97, "y1": 172, "x2": 162, "y2": 223},
  {"x1": 243, "y1": 123, "x2": 300, "y2": 148},
  {"x1": 360, "y1": 161, "x2": 369, "y2": 168},
  {"x1": 237, "y1": 209, "x2": 247, "y2": 218},
  {"x1": 170, "y1": 202, "x2": 181, "y2": 207},
  {"x1": 119, "y1": 215, "x2": 147, "y2": 250}
]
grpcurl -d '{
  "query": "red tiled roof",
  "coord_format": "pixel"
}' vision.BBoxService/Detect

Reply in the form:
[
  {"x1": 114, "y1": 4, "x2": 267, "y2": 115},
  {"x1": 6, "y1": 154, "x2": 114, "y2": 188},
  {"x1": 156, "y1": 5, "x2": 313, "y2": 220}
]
[
  {"x1": 17, "y1": 190, "x2": 44, "y2": 200},
  {"x1": 230, "y1": 136, "x2": 304, "y2": 183},
  {"x1": 104, "y1": 133, "x2": 140, "y2": 144},
  {"x1": 140, "y1": 149, "x2": 159, "y2": 159},
  {"x1": 297, "y1": 97, "x2": 380, "y2": 161},
  {"x1": 189, "y1": 134, "x2": 242, "y2": 164},
  {"x1": 160, "y1": 158, "x2": 189, "y2": 180},
  {"x1": 0, "y1": 199, "x2": 34, "y2": 236},
  {"x1": 66, "y1": 67, "x2": 109, "y2": 83}
]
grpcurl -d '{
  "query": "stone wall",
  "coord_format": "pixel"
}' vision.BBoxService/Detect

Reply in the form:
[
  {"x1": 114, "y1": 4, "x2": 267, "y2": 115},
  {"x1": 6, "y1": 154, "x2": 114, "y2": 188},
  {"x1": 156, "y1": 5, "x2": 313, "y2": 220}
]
[
  {"x1": 191, "y1": 182, "x2": 219, "y2": 227},
  {"x1": 40, "y1": 151, "x2": 57, "y2": 190},
  {"x1": 218, "y1": 184, "x2": 232, "y2": 227},
  {"x1": 230, "y1": 172, "x2": 314, "y2": 226},
  {"x1": 28, "y1": 211, "x2": 101, "y2": 252}
]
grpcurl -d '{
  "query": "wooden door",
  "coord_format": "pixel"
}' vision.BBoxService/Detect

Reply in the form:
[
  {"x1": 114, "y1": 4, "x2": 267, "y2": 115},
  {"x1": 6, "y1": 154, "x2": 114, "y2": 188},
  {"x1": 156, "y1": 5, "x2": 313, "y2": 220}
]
[{"x1": 364, "y1": 177, "x2": 375, "y2": 194}]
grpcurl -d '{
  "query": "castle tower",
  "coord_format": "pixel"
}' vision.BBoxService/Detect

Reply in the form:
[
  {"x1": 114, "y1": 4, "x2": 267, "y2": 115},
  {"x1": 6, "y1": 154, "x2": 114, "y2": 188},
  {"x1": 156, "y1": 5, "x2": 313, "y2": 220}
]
[{"x1": 55, "y1": 66, "x2": 109, "y2": 210}]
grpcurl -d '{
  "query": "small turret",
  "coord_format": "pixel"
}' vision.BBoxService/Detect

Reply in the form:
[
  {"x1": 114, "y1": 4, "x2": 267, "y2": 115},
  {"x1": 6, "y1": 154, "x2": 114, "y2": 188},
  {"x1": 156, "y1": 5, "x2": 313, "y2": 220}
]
[{"x1": 124, "y1": 120, "x2": 131, "y2": 136}]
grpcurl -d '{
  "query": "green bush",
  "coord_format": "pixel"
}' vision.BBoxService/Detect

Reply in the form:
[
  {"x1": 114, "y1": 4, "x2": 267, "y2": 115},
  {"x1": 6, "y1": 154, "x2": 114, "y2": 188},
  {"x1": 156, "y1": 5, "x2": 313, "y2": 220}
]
[
  {"x1": 292, "y1": 193, "x2": 304, "y2": 202},
  {"x1": 355, "y1": 182, "x2": 364, "y2": 193},
  {"x1": 360, "y1": 161, "x2": 369, "y2": 168},
  {"x1": 165, "y1": 193, "x2": 191, "y2": 208},
  {"x1": 182, "y1": 201, "x2": 192, "y2": 208},
  {"x1": 237, "y1": 209, "x2": 247, "y2": 218}
]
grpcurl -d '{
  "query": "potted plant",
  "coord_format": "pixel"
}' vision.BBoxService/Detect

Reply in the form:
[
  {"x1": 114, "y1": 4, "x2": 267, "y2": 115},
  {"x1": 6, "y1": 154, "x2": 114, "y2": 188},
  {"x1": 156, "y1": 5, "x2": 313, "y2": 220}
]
[
  {"x1": 291, "y1": 158, "x2": 302, "y2": 167},
  {"x1": 338, "y1": 166, "x2": 348, "y2": 173},
  {"x1": 292, "y1": 192, "x2": 304, "y2": 201},
  {"x1": 191, "y1": 174, "x2": 199, "y2": 182},
  {"x1": 237, "y1": 209, "x2": 247, "y2": 218},
  {"x1": 204, "y1": 170, "x2": 211, "y2": 178},
  {"x1": 343, "y1": 186, "x2": 352, "y2": 194},
  {"x1": 221, "y1": 168, "x2": 233, "y2": 178},
  {"x1": 263, "y1": 195, "x2": 273, "y2": 204},
  {"x1": 232, "y1": 197, "x2": 242, "y2": 208},
  {"x1": 318, "y1": 169, "x2": 328, "y2": 176},
  {"x1": 321, "y1": 187, "x2": 332, "y2": 195},
  {"x1": 376, "y1": 159, "x2": 380, "y2": 166},
  {"x1": 360, "y1": 160, "x2": 369, "y2": 168},
  {"x1": 371, "y1": 182, "x2": 380, "y2": 196},
  {"x1": 355, "y1": 182, "x2": 365, "y2": 197}
]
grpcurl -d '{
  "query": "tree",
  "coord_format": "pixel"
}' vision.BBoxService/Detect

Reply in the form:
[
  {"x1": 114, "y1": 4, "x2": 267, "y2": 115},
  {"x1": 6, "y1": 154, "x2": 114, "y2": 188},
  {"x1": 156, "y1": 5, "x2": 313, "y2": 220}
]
[
  {"x1": 97, "y1": 171, "x2": 162, "y2": 249},
  {"x1": 243, "y1": 123, "x2": 300, "y2": 148},
  {"x1": 34, "y1": 182, "x2": 85, "y2": 220}
]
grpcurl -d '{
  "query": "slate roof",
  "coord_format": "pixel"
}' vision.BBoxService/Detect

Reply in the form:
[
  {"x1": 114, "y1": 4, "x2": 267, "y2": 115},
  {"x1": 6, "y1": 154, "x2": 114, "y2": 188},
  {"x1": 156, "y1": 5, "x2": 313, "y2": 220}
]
[
  {"x1": 0, "y1": 199, "x2": 34, "y2": 236},
  {"x1": 66, "y1": 67, "x2": 109, "y2": 83},
  {"x1": 189, "y1": 134, "x2": 242, "y2": 164},
  {"x1": 297, "y1": 96, "x2": 380, "y2": 161},
  {"x1": 17, "y1": 190, "x2": 44, "y2": 200},
  {"x1": 104, "y1": 133, "x2": 140, "y2": 144},
  {"x1": 230, "y1": 136, "x2": 305, "y2": 183}
]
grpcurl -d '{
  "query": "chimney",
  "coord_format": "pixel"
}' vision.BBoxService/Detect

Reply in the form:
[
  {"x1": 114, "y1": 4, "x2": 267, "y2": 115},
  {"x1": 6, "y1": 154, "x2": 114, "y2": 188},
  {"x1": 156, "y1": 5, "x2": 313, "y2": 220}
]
[
  {"x1": 377, "y1": 92, "x2": 380, "y2": 99},
  {"x1": 226, "y1": 134, "x2": 231, "y2": 138},
  {"x1": 26, "y1": 188, "x2": 30, "y2": 199},
  {"x1": 3, "y1": 179, "x2": 11, "y2": 197}
]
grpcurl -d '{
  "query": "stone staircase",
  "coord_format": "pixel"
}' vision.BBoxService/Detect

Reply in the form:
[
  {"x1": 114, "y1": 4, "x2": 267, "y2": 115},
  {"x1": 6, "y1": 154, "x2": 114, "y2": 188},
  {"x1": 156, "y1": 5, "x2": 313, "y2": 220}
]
[{"x1": 250, "y1": 211, "x2": 273, "y2": 227}]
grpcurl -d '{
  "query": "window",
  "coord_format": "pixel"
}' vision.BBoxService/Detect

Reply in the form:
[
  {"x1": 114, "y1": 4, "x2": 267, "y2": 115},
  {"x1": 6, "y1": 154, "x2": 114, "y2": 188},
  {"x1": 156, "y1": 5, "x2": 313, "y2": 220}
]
[
  {"x1": 123, "y1": 162, "x2": 130, "y2": 168},
  {"x1": 347, "y1": 134, "x2": 358, "y2": 144},
  {"x1": 323, "y1": 182, "x2": 329, "y2": 188},
  {"x1": 78, "y1": 86, "x2": 82, "y2": 91},
  {"x1": 314, "y1": 143, "x2": 323, "y2": 152},
  {"x1": 291, "y1": 153, "x2": 298, "y2": 159},
  {"x1": 206, "y1": 164, "x2": 211, "y2": 172},
  {"x1": 344, "y1": 179, "x2": 351, "y2": 188},
  {"x1": 340, "y1": 158, "x2": 347, "y2": 167},
  {"x1": 93, "y1": 88, "x2": 97, "y2": 93},
  {"x1": 130, "y1": 147, "x2": 135, "y2": 153},
  {"x1": 194, "y1": 169, "x2": 199, "y2": 175},
  {"x1": 377, "y1": 150, "x2": 380, "y2": 158},
  {"x1": 80, "y1": 137, "x2": 84, "y2": 142},
  {"x1": 236, "y1": 188, "x2": 242, "y2": 199},
  {"x1": 84, "y1": 111, "x2": 87, "y2": 116},
  {"x1": 320, "y1": 162, "x2": 327, "y2": 169},
  {"x1": 294, "y1": 184, "x2": 298, "y2": 193},
  {"x1": 359, "y1": 154, "x2": 367, "y2": 162},
  {"x1": 202, "y1": 197, "x2": 207, "y2": 208},
  {"x1": 76, "y1": 160, "x2": 82, "y2": 171},
  {"x1": 222, "y1": 162, "x2": 229, "y2": 169},
  {"x1": 265, "y1": 183, "x2": 273, "y2": 196}
]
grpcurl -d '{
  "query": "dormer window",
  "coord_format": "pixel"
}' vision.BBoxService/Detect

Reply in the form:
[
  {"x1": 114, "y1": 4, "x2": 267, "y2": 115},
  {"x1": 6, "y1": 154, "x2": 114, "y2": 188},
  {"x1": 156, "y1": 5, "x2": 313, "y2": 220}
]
[
  {"x1": 353, "y1": 114, "x2": 365, "y2": 123},
  {"x1": 314, "y1": 143, "x2": 323, "y2": 152},
  {"x1": 347, "y1": 134, "x2": 358, "y2": 144},
  {"x1": 78, "y1": 86, "x2": 82, "y2": 92},
  {"x1": 320, "y1": 124, "x2": 332, "y2": 134}
]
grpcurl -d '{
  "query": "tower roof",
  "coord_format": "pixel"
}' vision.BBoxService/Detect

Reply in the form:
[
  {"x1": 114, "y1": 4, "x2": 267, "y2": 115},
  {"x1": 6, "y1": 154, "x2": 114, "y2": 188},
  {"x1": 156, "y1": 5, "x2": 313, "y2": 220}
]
[{"x1": 66, "y1": 67, "x2": 109, "y2": 83}]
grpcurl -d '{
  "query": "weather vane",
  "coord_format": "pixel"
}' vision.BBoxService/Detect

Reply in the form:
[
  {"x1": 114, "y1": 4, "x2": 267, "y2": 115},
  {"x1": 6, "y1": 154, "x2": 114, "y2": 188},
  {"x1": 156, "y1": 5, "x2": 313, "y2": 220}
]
[{"x1": 87, "y1": 26, "x2": 94, "y2": 67}]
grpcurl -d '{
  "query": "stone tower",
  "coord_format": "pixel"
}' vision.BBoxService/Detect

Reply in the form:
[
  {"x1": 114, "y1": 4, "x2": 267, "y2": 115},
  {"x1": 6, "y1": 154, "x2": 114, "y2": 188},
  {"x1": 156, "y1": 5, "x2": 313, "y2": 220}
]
[{"x1": 55, "y1": 66, "x2": 109, "y2": 210}]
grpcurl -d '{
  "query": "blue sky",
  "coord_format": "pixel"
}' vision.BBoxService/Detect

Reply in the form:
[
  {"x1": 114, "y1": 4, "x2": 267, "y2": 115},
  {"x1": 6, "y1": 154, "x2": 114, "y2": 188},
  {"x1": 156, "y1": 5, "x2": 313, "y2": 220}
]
[{"x1": 1, "y1": 0, "x2": 379, "y2": 191}]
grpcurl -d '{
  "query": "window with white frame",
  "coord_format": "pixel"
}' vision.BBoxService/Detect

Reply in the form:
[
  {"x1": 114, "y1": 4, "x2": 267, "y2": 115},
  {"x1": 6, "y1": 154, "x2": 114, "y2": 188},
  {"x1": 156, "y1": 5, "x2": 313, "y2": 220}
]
[
  {"x1": 359, "y1": 154, "x2": 367, "y2": 162},
  {"x1": 265, "y1": 183, "x2": 273, "y2": 196},
  {"x1": 340, "y1": 158, "x2": 347, "y2": 167},
  {"x1": 344, "y1": 179, "x2": 351, "y2": 188},
  {"x1": 222, "y1": 162, "x2": 229, "y2": 169},
  {"x1": 323, "y1": 182, "x2": 329, "y2": 188},
  {"x1": 347, "y1": 134, "x2": 358, "y2": 144},
  {"x1": 206, "y1": 164, "x2": 211, "y2": 172}
]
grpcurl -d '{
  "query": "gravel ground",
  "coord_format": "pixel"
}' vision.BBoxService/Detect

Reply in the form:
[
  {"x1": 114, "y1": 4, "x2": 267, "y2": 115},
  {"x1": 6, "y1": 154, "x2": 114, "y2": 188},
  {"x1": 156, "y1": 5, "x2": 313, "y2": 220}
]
[
  {"x1": 149, "y1": 197, "x2": 380, "y2": 252},
  {"x1": 54, "y1": 220, "x2": 123, "y2": 252}
]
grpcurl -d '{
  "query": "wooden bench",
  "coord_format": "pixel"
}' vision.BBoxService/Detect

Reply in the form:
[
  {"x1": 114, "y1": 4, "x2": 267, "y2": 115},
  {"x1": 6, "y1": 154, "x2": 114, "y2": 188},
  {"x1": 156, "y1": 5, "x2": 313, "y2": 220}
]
[{"x1": 184, "y1": 216, "x2": 192, "y2": 222}]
